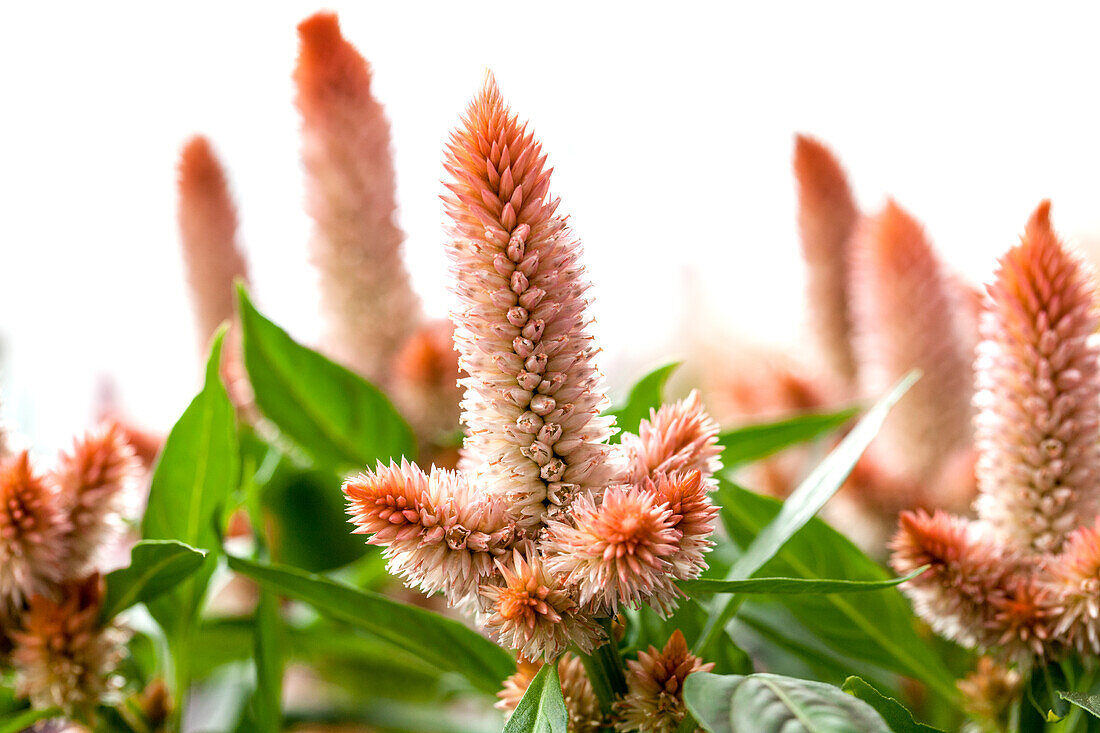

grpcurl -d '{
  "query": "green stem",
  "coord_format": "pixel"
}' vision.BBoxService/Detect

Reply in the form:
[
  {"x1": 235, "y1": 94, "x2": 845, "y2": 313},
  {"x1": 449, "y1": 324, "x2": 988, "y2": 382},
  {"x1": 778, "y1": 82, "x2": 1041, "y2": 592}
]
[
  {"x1": 694, "y1": 594, "x2": 746, "y2": 657},
  {"x1": 170, "y1": 629, "x2": 192, "y2": 732},
  {"x1": 577, "y1": 619, "x2": 627, "y2": 717}
]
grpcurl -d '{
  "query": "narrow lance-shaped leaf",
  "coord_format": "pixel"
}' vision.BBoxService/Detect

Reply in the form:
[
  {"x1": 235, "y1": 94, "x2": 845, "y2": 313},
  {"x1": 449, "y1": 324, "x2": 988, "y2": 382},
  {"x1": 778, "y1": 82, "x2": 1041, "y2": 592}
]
[
  {"x1": 841, "y1": 677, "x2": 944, "y2": 733},
  {"x1": 236, "y1": 286, "x2": 415, "y2": 472},
  {"x1": 680, "y1": 566, "x2": 927, "y2": 596},
  {"x1": 608, "y1": 362, "x2": 680, "y2": 441},
  {"x1": 101, "y1": 540, "x2": 207, "y2": 620},
  {"x1": 727, "y1": 371, "x2": 917, "y2": 581},
  {"x1": 226, "y1": 555, "x2": 514, "y2": 696},
  {"x1": 0, "y1": 708, "x2": 65, "y2": 733},
  {"x1": 502, "y1": 663, "x2": 569, "y2": 733},
  {"x1": 142, "y1": 329, "x2": 239, "y2": 633},
  {"x1": 684, "y1": 672, "x2": 890, "y2": 733},
  {"x1": 718, "y1": 406, "x2": 859, "y2": 467}
]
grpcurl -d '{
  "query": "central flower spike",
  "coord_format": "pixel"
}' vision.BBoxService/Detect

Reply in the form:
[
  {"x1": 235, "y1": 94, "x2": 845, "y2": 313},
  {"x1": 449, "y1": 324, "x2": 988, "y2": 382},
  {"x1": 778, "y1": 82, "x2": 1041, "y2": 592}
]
[
  {"x1": 345, "y1": 77, "x2": 723, "y2": 662},
  {"x1": 443, "y1": 74, "x2": 615, "y2": 531}
]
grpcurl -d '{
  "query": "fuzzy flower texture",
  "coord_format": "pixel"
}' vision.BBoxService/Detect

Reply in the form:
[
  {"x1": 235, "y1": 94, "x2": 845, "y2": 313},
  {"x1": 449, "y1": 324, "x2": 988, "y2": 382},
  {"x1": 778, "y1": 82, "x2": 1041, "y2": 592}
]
[
  {"x1": 344, "y1": 77, "x2": 721, "y2": 684},
  {"x1": 891, "y1": 201, "x2": 1100, "y2": 662},
  {"x1": 0, "y1": 421, "x2": 140, "y2": 714}
]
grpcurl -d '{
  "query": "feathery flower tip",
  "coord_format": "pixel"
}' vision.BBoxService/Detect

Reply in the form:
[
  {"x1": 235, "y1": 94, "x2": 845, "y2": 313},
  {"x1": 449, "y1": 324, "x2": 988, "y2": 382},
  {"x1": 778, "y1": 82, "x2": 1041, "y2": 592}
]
[
  {"x1": 648, "y1": 470, "x2": 718, "y2": 580},
  {"x1": 974, "y1": 200, "x2": 1100, "y2": 553},
  {"x1": 0, "y1": 452, "x2": 69, "y2": 607},
  {"x1": 613, "y1": 630, "x2": 714, "y2": 733},
  {"x1": 622, "y1": 391, "x2": 722, "y2": 486}
]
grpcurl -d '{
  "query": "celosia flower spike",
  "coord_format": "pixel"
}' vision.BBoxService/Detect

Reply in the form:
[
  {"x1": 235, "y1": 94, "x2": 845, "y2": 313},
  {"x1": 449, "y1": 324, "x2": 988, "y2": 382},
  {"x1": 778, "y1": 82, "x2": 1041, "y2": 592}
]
[
  {"x1": 850, "y1": 200, "x2": 974, "y2": 483},
  {"x1": 343, "y1": 459, "x2": 513, "y2": 605},
  {"x1": 10, "y1": 574, "x2": 125, "y2": 713},
  {"x1": 0, "y1": 452, "x2": 70, "y2": 607},
  {"x1": 890, "y1": 510, "x2": 1053, "y2": 660},
  {"x1": 974, "y1": 201, "x2": 1100, "y2": 553},
  {"x1": 622, "y1": 391, "x2": 721, "y2": 487},
  {"x1": 613, "y1": 629, "x2": 714, "y2": 733},
  {"x1": 295, "y1": 12, "x2": 421, "y2": 384},
  {"x1": 1049, "y1": 518, "x2": 1100, "y2": 653},
  {"x1": 497, "y1": 654, "x2": 603, "y2": 732},
  {"x1": 390, "y1": 319, "x2": 463, "y2": 448},
  {"x1": 542, "y1": 485, "x2": 681, "y2": 614},
  {"x1": 444, "y1": 74, "x2": 614, "y2": 529},
  {"x1": 54, "y1": 422, "x2": 141, "y2": 576},
  {"x1": 793, "y1": 135, "x2": 860, "y2": 391},
  {"x1": 479, "y1": 548, "x2": 602, "y2": 661}
]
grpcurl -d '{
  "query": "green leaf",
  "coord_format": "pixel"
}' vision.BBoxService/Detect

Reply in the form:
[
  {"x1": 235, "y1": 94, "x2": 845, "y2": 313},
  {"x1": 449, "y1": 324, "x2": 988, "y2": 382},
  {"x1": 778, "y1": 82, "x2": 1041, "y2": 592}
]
[
  {"x1": 718, "y1": 483, "x2": 957, "y2": 702},
  {"x1": 726, "y1": 372, "x2": 917, "y2": 582},
  {"x1": 681, "y1": 567, "x2": 926, "y2": 596},
  {"x1": 101, "y1": 540, "x2": 207, "y2": 620},
  {"x1": 502, "y1": 662, "x2": 568, "y2": 733},
  {"x1": 719, "y1": 406, "x2": 859, "y2": 467},
  {"x1": 684, "y1": 672, "x2": 890, "y2": 733},
  {"x1": 261, "y1": 466, "x2": 369, "y2": 572},
  {"x1": 226, "y1": 555, "x2": 514, "y2": 696},
  {"x1": 252, "y1": 591, "x2": 283, "y2": 732},
  {"x1": 236, "y1": 286, "x2": 416, "y2": 472},
  {"x1": 842, "y1": 677, "x2": 943, "y2": 732},
  {"x1": 1059, "y1": 691, "x2": 1100, "y2": 719},
  {"x1": 608, "y1": 362, "x2": 680, "y2": 441},
  {"x1": 0, "y1": 708, "x2": 64, "y2": 733},
  {"x1": 142, "y1": 329, "x2": 239, "y2": 634}
]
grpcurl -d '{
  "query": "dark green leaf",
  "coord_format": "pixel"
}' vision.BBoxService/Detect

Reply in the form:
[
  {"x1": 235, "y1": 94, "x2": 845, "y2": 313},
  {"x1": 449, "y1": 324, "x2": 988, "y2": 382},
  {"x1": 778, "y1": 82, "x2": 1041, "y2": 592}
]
[
  {"x1": 842, "y1": 677, "x2": 943, "y2": 732},
  {"x1": 1059, "y1": 691, "x2": 1100, "y2": 719},
  {"x1": 718, "y1": 483, "x2": 957, "y2": 702},
  {"x1": 608, "y1": 362, "x2": 679, "y2": 441},
  {"x1": 236, "y1": 286, "x2": 415, "y2": 472},
  {"x1": 684, "y1": 672, "x2": 890, "y2": 733},
  {"x1": 101, "y1": 540, "x2": 207, "y2": 620},
  {"x1": 0, "y1": 708, "x2": 64, "y2": 733},
  {"x1": 681, "y1": 567, "x2": 926, "y2": 596},
  {"x1": 502, "y1": 662, "x2": 568, "y2": 733},
  {"x1": 726, "y1": 372, "x2": 917, "y2": 581},
  {"x1": 142, "y1": 329, "x2": 239, "y2": 634},
  {"x1": 719, "y1": 407, "x2": 859, "y2": 467},
  {"x1": 226, "y1": 555, "x2": 514, "y2": 696},
  {"x1": 261, "y1": 467, "x2": 368, "y2": 572}
]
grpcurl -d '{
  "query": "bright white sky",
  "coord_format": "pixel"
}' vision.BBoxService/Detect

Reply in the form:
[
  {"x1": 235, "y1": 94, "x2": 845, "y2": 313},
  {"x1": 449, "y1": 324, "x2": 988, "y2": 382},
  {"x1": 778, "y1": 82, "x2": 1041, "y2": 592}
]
[{"x1": 3, "y1": 1, "x2": 1100, "y2": 449}]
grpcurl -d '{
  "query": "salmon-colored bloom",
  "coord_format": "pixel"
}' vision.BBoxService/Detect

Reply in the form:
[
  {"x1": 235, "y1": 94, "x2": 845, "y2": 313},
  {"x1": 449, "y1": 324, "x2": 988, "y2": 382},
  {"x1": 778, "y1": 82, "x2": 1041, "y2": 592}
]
[
  {"x1": 850, "y1": 200, "x2": 974, "y2": 484},
  {"x1": 343, "y1": 460, "x2": 513, "y2": 605},
  {"x1": 621, "y1": 391, "x2": 721, "y2": 487},
  {"x1": 54, "y1": 422, "x2": 141, "y2": 576},
  {"x1": 497, "y1": 654, "x2": 603, "y2": 732},
  {"x1": 613, "y1": 629, "x2": 714, "y2": 733},
  {"x1": 0, "y1": 452, "x2": 70, "y2": 607},
  {"x1": 295, "y1": 12, "x2": 421, "y2": 384},
  {"x1": 543, "y1": 485, "x2": 680, "y2": 614},
  {"x1": 443, "y1": 74, "x2": 615, "y2": 531},
  {"x1": 646, "y1": 470, "x2": 718, "y2": 581},
  {"x1": 974, "y1": 201, "x2": 1100, "y2": 554},
  {"x1": 1049, "y1": 518, "x2": 1100, "y2": 653},
  {"x1": 390, "y1": 319, "x2": 463, "y2": 447},
  {"x1": 480, "y1": 549, "x2": 601, "y2": 661},
  {"x1": 10, "y1": 574, "x2": 125, "y2": 713},
  {"x1": 793, "y1": 135, "x2": 860, "y2": 392},
  {"x1": 958, "y1": 657, "x2": 1022, "y2": 731}
]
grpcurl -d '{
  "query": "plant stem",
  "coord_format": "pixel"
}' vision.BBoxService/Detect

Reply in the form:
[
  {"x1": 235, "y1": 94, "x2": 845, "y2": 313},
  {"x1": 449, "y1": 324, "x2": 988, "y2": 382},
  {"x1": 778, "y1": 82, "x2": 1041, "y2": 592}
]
[
  {"x1": 578, "y1": 619, "x2": 628, "y2": 717},
  {"x1": 694, "y1": 594, "x2": 745, "y2": 656}
]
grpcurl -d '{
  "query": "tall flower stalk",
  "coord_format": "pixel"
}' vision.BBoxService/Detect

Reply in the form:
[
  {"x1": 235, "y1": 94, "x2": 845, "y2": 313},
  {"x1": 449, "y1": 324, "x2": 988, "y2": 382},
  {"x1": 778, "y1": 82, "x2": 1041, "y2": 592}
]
[
  {"x1": 892, "y1": 202, "x2": 1100, "y2": 666},
  {"x1": 344, "y1": 79, "x2": 724, "y2": 727}
]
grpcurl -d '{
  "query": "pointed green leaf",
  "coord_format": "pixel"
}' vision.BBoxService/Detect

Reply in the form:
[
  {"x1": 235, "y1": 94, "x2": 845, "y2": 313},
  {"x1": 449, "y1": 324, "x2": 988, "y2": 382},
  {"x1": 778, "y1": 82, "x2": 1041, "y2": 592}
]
[
  {"x1": 684, "y1": 672, "x2": 890, "y2": 733},
  {"x1": 1059, "y1": 691, "x2": 1100, "y2": 719},
  {"x1": 608, "y1": 362, "x2": 680, "y2": 441},
  {"x1": 726, "y1": 372, "x2": 917, "y2": 582},
  {"x1": 681, "y1": 567, "x2": 926, "y2": 596},
  {"x1": 719, "y1": 406, "x2": 859, "y2": 467},
  {"x1": 236, "y1": 286, "x2": 415, "y2": 472},
  {"x1": 101, "y1": 540, "x2": 207, "y2": 620},
  {"x1": 226, "y1": 555, "x2": 513, "y2": 696},
  {"x1": 142, "y1": 329, "x2": 238, "y2": 633},
  {"x1": 841, "y1": 677, "x2": 943, "y2": 732},
  {"x1": 0, "y1": 708, "x2": 64, "y2": 733},
  {"x1": 503, "y1": 662, "x2": 568, "y2": 733}
]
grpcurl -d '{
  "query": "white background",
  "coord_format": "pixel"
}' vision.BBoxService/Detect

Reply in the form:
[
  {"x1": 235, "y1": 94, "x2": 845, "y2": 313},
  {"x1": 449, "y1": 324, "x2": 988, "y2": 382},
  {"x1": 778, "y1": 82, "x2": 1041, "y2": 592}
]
[{"x1": 3, "y1": 1, "x2": 1100, "y2": 449}]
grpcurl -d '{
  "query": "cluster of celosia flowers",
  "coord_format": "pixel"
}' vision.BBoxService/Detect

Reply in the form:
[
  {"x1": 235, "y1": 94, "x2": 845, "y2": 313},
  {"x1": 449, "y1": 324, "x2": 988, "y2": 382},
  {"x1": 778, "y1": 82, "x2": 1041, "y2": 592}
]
[
  {"x1": 170, "y1": 13, "x2": 462, "y2": 460},
  {"x1": 343, "y1": 75, "x2": 721, "y2": 728},
  {"x1": 891, "y1": 202, "x2": 1100, "y2": 663},
  {"x1": 0, "y1": 421, "x2": 140, "y2": 714},
  {"x1": 709, "y1": 137, "x2": 979, "y2": 533}
]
